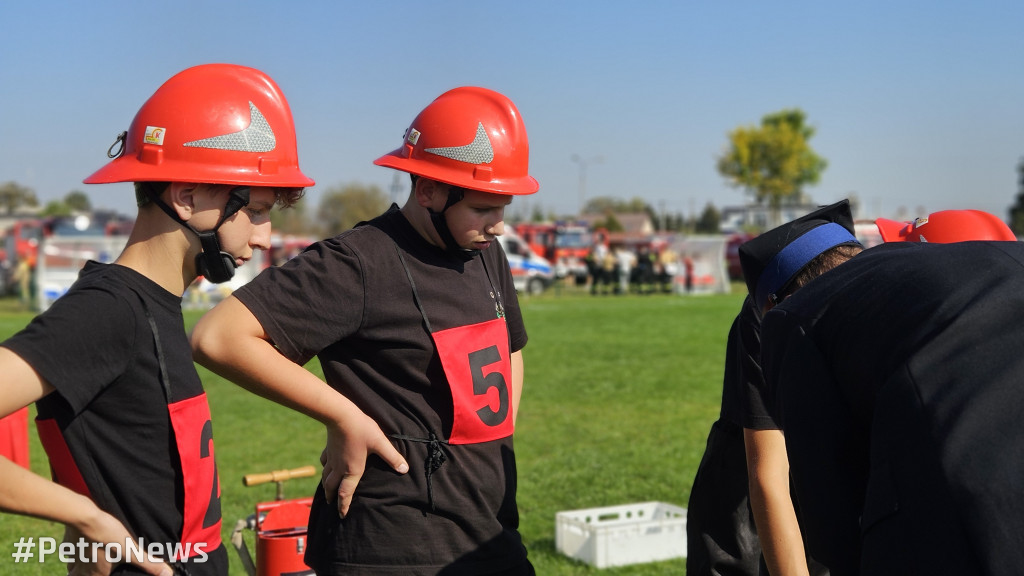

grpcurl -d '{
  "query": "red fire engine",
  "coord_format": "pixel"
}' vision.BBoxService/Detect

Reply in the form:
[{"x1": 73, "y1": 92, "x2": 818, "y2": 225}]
[{"x1": 514, "y1": 221, "x2": 605, "y2": 284}]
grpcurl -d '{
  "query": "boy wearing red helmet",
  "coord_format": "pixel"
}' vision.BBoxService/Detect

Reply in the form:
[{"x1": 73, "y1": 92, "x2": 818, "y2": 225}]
[
  {"x1": 0, "y1": 63, "x2": 312, "y2": 576},
  {"x1": 192, "y1": 87, "x2": 538, "y2": 575}
]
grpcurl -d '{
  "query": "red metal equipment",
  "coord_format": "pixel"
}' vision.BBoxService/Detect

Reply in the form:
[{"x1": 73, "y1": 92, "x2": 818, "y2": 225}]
[{"x1": 232, "y1": 466, "x2": 316, "y2": 576}]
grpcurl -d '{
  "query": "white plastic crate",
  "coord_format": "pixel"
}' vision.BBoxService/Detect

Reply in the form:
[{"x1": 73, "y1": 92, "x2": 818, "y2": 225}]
[{"x1": 555, "y1": 501, "x2": 688, "y2": 568}]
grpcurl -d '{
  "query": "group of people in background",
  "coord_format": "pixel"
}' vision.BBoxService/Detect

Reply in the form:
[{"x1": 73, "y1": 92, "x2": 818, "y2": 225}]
[{"x1": 588, "y1": 241, "x2": 695, "y2": 295}]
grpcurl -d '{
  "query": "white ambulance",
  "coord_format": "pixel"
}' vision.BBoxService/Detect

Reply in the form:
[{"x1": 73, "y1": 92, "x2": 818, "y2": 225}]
[{"x1": 497, "y1": 229, "x2": 554, "y2": 296}]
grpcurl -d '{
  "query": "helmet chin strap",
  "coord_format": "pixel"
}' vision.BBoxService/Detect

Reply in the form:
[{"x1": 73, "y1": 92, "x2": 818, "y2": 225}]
[
  {"x1": 145, "y1": 186, "x2": 251, "y2": 284},
  {"x1": 427, "y1": 186, "x2": 479, "y2": 262}
]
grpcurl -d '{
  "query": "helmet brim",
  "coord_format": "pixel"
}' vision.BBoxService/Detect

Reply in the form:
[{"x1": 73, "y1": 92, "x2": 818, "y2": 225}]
[
  {"x1": 374, "y1": 150, "x2": 538, "y2": 196},
  {"x1": 874, "y1": 217, "x2": 909, "y2": 242},
  {"x1": 84, "y1": 154, "x2": 315, "y2": 188}
]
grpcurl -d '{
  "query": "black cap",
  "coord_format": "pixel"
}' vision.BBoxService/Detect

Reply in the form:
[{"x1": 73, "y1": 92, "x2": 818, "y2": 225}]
[{"x1": 739, "y1": 199, "x2": 860, "y2": 310}]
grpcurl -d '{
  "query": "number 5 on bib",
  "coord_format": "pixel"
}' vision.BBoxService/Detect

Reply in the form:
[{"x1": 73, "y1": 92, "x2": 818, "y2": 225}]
[{"x1": 432, "y1": 318, "x2": 514, "y2": 445}]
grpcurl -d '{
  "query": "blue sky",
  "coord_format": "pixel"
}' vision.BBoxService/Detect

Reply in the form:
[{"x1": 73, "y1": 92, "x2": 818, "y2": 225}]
[{"x1": 2, "y1": 0, "x2": 1022, "y2": 224}]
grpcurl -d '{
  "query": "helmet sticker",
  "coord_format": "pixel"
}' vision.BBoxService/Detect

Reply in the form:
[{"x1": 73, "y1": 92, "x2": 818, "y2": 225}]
[
  {"x1": 425, "y1": 122, "x2": 494, "y2": 165},
  {"x1": 406, "y1": 128, "x2": 421, "y2": 145},
  {"x1": 912, "y1": 217, "x2": 929, "y2": 241},
  {"x1": 144, "y1": 126, "x2": 166, "y2": 146},
  {"x1": 184, "y1": 101, "x2": 276, "y2": 152}
]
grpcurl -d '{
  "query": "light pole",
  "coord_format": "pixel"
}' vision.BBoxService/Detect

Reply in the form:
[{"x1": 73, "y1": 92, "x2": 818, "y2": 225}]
[{"x1": 571, "y1": 154, "x2": 604, "y2": 216}]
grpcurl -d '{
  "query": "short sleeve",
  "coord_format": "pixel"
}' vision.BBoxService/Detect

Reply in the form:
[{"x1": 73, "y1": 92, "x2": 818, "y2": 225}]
[
  {"x1": 738, "y1": 299, "x2": 779, "y2": 430},
  {"x1": 234, "y1": 236, "x2": 366, "y2": 365},
  {"x1": 2, "y1": 288, "x2": 134, "y2": 414}
]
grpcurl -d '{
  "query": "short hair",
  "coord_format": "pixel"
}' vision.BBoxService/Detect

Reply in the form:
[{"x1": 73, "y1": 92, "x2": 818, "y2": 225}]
[
  {"x1": 774, "y1": 244, "x2": 863, "y2": 304},
  {"x1": 133, "y1": 182, "x2": 304, "y2": 209}
]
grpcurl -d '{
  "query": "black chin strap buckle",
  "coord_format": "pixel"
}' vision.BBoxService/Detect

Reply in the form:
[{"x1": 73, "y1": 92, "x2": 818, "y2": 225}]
[{"x1": 194, "y1": 186, "x2": 251, "y2": 283}]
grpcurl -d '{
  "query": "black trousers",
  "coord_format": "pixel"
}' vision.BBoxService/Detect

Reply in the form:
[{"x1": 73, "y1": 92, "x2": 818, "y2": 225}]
[{"x1": 686, "y1": 419, "x2": 763, "y2": 576}]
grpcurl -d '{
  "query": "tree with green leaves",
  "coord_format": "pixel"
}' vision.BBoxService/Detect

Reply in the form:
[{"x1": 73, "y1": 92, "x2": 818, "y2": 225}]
[
  {"x1": 717, "y1": 109, "x2": 827, "y2": 223},
  {"x1": 1009, "y1": 157, "x2": 1024, "y2": 236},
  {"x1": 41, "y1": 190, "x2": 94, "y2": 217},
  {"x1": 583, "y1": 196, "x2": 653, "y2": 217},
  {"x1": 694, "y1": 203, "x2": 721, "y2": 234},
  {"x1": 64, "y1": 190, "x2": 92, "y2": 212},
  {"x1": 318, "y1": 183, "x2": 390, "y2": 235},
  {"x1": 591, "y1": 213, "x2": 623, "y2": 232},
  {"x1": 0, "y1": 181, "x2": 39, "y2": 215},
  {"x1": 271, "y1": 199, "x2": 313, "y2": 236}
]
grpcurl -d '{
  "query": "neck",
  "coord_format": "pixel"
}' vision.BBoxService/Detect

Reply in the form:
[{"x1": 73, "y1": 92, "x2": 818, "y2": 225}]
[
  {"x1": 114, "y1": 212, "x2": 197, "y2": 296},
  {"x1": 400, "y1": 199, "x2": 444, "y2": 248}
]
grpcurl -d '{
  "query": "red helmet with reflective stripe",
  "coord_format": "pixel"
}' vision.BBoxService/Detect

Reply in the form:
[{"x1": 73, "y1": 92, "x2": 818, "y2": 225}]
[
  {"x1": 373, "y1": 86, "x2": 538, "y2": 195},
  {"x1": 84, "y1": 63, "x2": 314, "y2": 188},
  {"x1": 876, "y1": 210, "x2": 1016, "y2": 243}
]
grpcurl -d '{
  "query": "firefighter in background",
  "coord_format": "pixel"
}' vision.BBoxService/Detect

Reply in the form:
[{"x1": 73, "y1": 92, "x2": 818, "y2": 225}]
[
  {"x1": 657, "y1": 243, "x2": 678, "y2": 294},
  {"x1": 590, "y1": 238, "x2": 617, "y2": 296},
  {"x1": 688, "y1": 202, "x2": 856, "y2": 576},
  {"x1": 192, "y1": 86, "x2": 538, "y2": 575},
  {"x1": 613, "y1": 243, "x2": 636, "y2": 294},
  {"x1": 683, "y1": 253, "x2": 695, "y2": 293},
  {"x1": 630, "y1": 244, "x2": 655, "y2": 294},
  {"x1": 588, "y1": 237, "x2": 610, "y2": 295},
  {"x1": 745, "y1": 207, "x2": 1020, "y2": 575},
  {"x1": 12, "y1": 250, "x2": 34, "y2": 309},
  {"x1": 0, "y1": 64, "x2": 312, "y2": 576}
]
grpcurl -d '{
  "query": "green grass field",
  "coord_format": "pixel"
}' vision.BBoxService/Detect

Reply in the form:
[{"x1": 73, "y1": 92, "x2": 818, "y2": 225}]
[{"x1": 0, "y1": 287, "x2": 746, "y2": 575}]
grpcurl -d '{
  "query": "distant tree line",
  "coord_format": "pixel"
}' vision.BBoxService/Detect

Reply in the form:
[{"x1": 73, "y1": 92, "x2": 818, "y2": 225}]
[
  {"x1": 1010, "y1": 158, "x2": 1024, "y2": 236},
  {"x1": 6, "y1": 117, "x2": 1021, "y2": 237}
]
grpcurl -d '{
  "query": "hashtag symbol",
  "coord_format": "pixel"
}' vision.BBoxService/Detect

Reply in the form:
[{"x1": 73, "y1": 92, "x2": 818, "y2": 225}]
[{"x1": 12, "y1": 537, "x2": 35, "y2": 562}]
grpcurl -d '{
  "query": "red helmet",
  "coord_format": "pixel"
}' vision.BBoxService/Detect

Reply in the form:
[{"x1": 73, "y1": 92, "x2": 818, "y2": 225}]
[
  {"x1": 374, "y1": 86, "x2": 538, "y2": 195},
  {"x1": 84, "y1": 63, "x2": 314, "y2": 188},
  {"x1": 876, "y1": 210, "x2": 1016, "y2": 243}
]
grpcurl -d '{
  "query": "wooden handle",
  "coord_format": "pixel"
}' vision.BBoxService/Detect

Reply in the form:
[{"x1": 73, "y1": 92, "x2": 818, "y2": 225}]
[{"x1": 242, "y1": 465, "x2": 317, "y2": 487}]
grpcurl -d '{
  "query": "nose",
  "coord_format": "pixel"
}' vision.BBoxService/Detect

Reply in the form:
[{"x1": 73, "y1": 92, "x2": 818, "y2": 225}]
[
  {"x1": 487, "y1": 217, "x2": 505, "y2": 237},
  {"x1": 250, "y1": 219, "x2": 273, "y2": 251}
]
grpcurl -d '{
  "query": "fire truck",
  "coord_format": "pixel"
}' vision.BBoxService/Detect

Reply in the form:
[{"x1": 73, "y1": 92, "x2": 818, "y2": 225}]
[{"x1": 514, "y1": 221, "x2": 604, "y2": 284}]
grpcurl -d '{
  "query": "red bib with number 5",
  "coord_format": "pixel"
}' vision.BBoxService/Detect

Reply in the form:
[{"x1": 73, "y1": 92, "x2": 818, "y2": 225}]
[{"x1": 433, "y1": 317, "x2": 514, "y2": 445}]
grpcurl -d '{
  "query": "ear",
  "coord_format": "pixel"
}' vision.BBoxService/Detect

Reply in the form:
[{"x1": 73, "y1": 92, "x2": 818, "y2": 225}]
[
  {"x1": 414, "y1": 178, "x2": 444, "y2": 209},
  {"x1": 165, "y1": 182, "x2": 198, "y2": 222}
]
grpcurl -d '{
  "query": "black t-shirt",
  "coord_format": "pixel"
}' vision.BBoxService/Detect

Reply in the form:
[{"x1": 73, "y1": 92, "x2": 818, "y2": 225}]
[
  {"x1": 725, "y1": 296, "x2": 768, "y2": 430},
  {"x1": 760, "y1": 241, "x2": 1024, "y2": 573},
  {"x1": 235, "y1": 206, "x2": 531, "y2": 575},
  {"x1": 2, "y1": 262, "x2": 227, "y2": 575},
  {"x1": 761, "y1": 241, "x2": 1024, "y2": 429}
]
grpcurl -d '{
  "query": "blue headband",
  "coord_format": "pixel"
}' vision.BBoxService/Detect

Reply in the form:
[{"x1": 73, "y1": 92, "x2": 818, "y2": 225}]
[{"x1": 755, "y1": 222, "x2": 860, "y2": 309}]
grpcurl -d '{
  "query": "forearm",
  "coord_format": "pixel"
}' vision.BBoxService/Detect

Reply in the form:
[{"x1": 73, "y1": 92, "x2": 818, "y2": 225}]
[
  {"x1": 0, "y1": 457, "x2": 103, "y2": 530},
  {"x1": 191, "y1": 297, "x2": 363, "y2": 428},
  {"x1": 510, "y1": 350, "x2": 523, "y2": 425},
  {"x1": 749, "y1": 473, "x2": 809, "y2": 576},
  {"x1": 745, "y1": 428, "x2": 809, "y2": 576}
]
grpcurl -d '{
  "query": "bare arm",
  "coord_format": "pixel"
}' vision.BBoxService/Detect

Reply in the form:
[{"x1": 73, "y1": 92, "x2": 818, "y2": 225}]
[
  {"x1": 510, "y1": 349, "x2": 523, "y2": 425},
  {"x1": 190, "y1": 296, "x2": 408, "y2": 517},
  {"x1": 0, "y1": 346, "x2": 51, "y2": 417},
  {"x1": 744, "y1": 428, "x2": 809, "y2": 576},
  {"x1": 0, "y1": 348, "x2": 171, "y2": 576}
]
